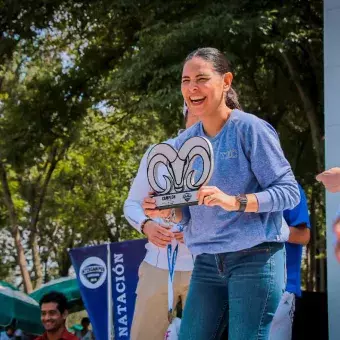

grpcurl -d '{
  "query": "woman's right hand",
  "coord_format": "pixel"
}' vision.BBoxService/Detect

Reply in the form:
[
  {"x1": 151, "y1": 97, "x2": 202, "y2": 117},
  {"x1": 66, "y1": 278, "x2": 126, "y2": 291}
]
[{"x1": 142, "y1": 196, "x2": 172, "y2": 219}]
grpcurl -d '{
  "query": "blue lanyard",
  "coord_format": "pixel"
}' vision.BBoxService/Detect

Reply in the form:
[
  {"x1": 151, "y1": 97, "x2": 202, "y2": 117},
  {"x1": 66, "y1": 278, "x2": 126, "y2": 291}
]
[{"x1": 167, "y1": 242, "x2": 179, "y2": 322}]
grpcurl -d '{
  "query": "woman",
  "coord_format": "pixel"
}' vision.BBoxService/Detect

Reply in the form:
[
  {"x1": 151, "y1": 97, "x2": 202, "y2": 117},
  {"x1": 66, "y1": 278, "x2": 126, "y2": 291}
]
[{"x1": 143, "y1": 47, "x2": 300, "y2": 340}]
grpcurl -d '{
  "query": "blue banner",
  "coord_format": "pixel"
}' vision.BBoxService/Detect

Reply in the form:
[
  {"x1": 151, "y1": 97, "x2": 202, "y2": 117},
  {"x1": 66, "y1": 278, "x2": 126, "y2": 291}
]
[
  {"x1": 69, "y1": 244, "x2": 110, "y2": 340},
  {"x1": 110, "y1": 239, "x2": 147, "y2": 339},
  {"x1": 69, "y1": 239, "x2": 147, "y2": 340}
]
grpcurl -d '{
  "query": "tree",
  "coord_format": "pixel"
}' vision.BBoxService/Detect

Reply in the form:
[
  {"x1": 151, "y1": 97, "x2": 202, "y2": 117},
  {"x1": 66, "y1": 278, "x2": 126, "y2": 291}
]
[
  {"x1": 33, "y1": 107, "x2": 167, "y2": 278},
  {"x1": 0, "y1": 0, "x2": 149, "y2": 290},
  {"x1": 102, "y1": 0, "x2": 325, "y2": 291},
  {"x1": 0, "y1": 0, "x2": 325, "y2": 291}
]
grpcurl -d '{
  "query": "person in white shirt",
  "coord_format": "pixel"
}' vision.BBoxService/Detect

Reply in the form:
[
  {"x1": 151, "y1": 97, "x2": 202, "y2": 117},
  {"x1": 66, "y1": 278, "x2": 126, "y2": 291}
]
[{"x1": 124, "y1": 105, "x2": 198, "y2": 340}]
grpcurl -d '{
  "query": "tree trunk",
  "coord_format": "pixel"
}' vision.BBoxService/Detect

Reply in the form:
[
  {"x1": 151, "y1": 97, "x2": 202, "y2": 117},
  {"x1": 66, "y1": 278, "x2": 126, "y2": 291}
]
[
  {"x1": 29, "y1": 144, "x2": 66, "y2": 287},
  {"x1": 303, "y1": 247, "x2": 309, "y2": 290},
  {"x1": 308, "y1": 186, "x2": 317, "y2": 291},
  {"x1": 13, "y1": 227, "x2": 33, "y2": 293},
  {"x1": 319, "y1": 257, "x2": 326, "y2": 292},
  {"x1": 281, "y1": 51, "x2": 324, "y2": 173},
  {"x1": 0, "y1": 161, "x2": 33, "y2": 293},
  {"x1": 318, "y1": 190, "x2": 327, "y2": 292},
  {"x1": 58, "y1": 250, "x2": 73, "y2": 277},
  {"x1": 57, "y1": 233, "x2": 74, "y2": 277},
  {"x1": 30, "y1": 231, "x2": 43, "y2": 289}
]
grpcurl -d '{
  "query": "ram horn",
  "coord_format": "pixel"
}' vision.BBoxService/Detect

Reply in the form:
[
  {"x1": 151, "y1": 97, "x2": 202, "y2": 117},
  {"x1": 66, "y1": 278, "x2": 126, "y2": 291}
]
[
  {"x1": 147, "y1": 143, "x2": 178, "y2": 194},
  {"x1": 178, "y1": 137, "x2": 214, "y2": 190}
]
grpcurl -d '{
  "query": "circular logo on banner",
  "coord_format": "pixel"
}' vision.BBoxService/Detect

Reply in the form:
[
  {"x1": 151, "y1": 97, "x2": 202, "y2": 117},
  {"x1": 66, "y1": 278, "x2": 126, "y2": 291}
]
[{"x1": 79, "y1": 257, "x2": 107, "y2": 289}]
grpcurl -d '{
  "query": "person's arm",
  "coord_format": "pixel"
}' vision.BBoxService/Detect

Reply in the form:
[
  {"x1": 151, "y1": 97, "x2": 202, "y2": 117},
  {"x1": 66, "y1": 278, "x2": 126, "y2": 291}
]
[
  {"x1": 124, "y1": 149, "x2": 174, "y2": 247},
  {"x1": 198, "y1": 118, "x2": 299, "y2": 213},
  {"x1": 288, "y1": 225, "x2": 310, "y2": 245},
  {"x1": 123, "y1": 150, "x2": 152, "y2": 233},
  {"x1": 245, "y1": 118, "x2": 300, "y2": 212},
  {"x1": 284, "y1": 184, "x2": 311, "y2": 245},
  {"x1": 198, "y1": 188, "x2": 259, "y2": 212},
  {"x1": 316, "y1": 167, "x2": 340, "y2": 193}
]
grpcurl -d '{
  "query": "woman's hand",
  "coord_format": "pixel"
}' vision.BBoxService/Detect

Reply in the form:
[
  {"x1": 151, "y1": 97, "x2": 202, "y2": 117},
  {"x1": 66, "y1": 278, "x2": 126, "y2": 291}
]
[
  {"x1": 142, "y1": 196, "x2": 172, "y2": 219},
  {"x1": 197, "y1": 186, "x2": 239, "y2": 211}
]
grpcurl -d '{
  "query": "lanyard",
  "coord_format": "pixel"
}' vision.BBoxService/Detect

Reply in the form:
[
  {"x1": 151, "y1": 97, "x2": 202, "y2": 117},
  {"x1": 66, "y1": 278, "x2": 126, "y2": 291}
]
[{"x1": 167, "y1": 241, "x2": 179, "y2": 322}]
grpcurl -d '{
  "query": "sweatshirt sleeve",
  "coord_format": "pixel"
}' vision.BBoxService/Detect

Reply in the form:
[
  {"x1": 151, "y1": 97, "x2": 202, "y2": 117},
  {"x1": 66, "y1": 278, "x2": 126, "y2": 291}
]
[
  {"x1": 243, "y1": 118, "x2": 300, "y2": 212},
  {"x1": 123, "y1": 149, "x2": 151, "y2": 233}
]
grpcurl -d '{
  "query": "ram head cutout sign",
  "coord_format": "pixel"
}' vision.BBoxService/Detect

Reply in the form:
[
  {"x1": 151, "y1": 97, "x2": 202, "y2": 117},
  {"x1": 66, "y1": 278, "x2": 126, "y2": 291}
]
[{"x1": 147, "y1": 137, "x2": 214, "y2": 209}]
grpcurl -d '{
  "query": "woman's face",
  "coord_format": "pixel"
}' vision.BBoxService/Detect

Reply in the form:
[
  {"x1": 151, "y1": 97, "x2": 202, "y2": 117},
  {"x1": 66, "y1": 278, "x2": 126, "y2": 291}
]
[{"x1": 181, "y1": 57, "x2": 231, "y2": 117}]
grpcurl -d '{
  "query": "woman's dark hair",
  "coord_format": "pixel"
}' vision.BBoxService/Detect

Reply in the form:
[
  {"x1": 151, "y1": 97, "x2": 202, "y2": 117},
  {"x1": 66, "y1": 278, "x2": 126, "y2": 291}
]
[
  {"x1": 183, "y1": 101, "x2": 188, "y2": 123},
  {"x1": 39, "y1": 291, "x2": 68, "y2": 314},
  {"x1": 184, "y1": 47, "x2": 242, "y2": 110}
]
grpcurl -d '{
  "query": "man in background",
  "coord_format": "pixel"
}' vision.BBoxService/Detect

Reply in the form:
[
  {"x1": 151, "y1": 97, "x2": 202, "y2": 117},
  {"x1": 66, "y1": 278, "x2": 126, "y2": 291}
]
[{"x1": 36, "y1": 291, "x2": 78, "y2": 340}]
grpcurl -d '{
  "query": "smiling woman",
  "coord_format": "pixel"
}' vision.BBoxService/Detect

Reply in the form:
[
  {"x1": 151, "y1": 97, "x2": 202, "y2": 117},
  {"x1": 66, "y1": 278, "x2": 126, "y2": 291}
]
[
  {"x1": 142, "y1": 47, "x2": 300, "y2": 340},
  {"x1": 181, "y1": 48, "x2": 241, "y2": 121}
]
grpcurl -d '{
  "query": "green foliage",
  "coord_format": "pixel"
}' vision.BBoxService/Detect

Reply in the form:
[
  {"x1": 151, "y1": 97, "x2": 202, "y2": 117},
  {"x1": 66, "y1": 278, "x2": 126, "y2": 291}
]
[{"x1": 0, "y1": 0, "x2": 325, "y2": 290}]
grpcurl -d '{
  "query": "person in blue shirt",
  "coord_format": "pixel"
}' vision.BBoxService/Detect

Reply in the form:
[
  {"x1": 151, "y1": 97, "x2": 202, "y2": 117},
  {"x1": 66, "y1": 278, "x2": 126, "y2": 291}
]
[
  {"x1": 143, "y1": 47, "x2": 300, "y2": 340},
  {"x1": 270, "y1": 184, "x2": 311, "y2": 340}
]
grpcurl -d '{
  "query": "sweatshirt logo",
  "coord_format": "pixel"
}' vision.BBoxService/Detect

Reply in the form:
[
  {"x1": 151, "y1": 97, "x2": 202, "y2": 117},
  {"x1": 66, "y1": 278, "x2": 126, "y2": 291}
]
[{"x1": 220, "y1": 149, "x2": 238, "y2": 159}]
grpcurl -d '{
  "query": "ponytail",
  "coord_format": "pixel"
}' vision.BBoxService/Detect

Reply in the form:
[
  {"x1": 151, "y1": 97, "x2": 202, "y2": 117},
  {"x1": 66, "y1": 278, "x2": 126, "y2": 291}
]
[{"x1": 225, "y1": 87, "x2": 242, "y2": 110}]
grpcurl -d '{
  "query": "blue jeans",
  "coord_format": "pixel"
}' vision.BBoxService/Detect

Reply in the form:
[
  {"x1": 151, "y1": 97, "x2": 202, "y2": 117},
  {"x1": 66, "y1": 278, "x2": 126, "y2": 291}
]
[{"x1": 179, "y1": 242, "x2": 285, "y2": 340}]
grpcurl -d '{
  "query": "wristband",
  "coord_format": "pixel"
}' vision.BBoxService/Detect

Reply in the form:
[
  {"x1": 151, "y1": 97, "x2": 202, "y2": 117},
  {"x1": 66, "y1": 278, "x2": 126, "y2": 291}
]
[{"x1": 140, "y1": 218, "x2": 152, "y2": 234}]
